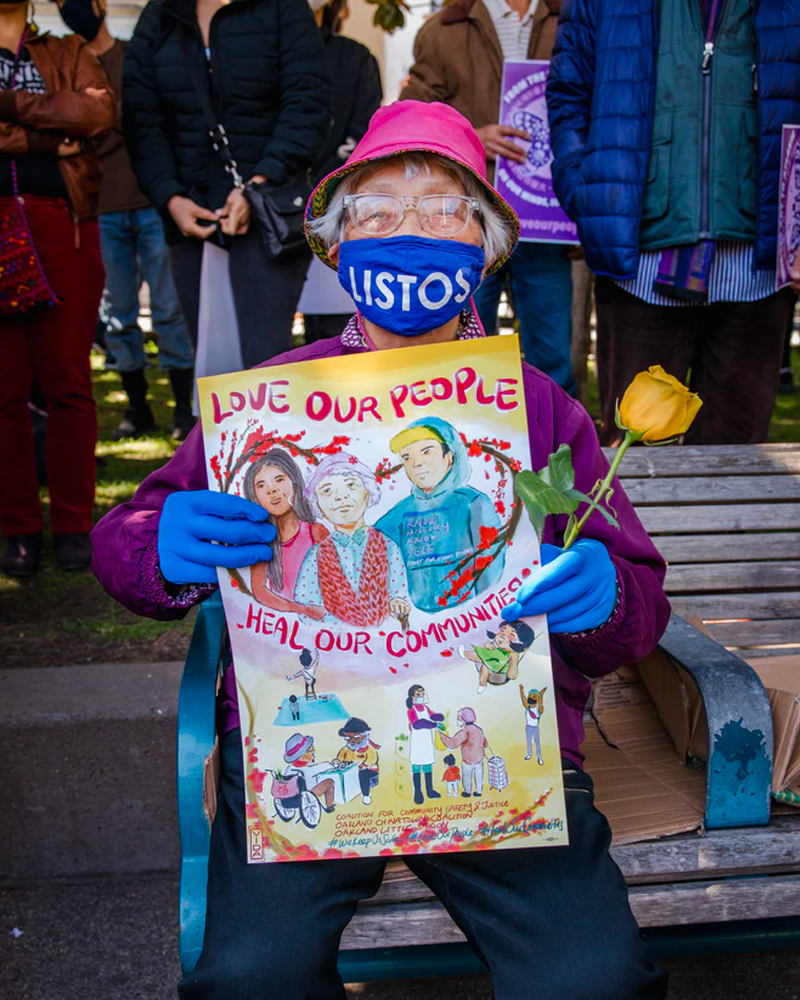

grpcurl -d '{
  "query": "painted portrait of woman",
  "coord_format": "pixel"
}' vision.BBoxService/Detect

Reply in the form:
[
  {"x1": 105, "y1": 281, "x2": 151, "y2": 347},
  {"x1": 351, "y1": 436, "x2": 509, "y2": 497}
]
[
  {"x1": 243, "y1": 449, "x2": 327, "y2": 619},
  {"x1": 294, "y1": 453, "x2": 410, "y2": 628}
]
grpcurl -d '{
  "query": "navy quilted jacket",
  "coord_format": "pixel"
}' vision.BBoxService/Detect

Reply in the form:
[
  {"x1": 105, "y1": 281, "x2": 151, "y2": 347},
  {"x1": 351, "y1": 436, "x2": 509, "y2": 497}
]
[{"x1": 546, "y1": 0, "x2": 800, "y2": 279}]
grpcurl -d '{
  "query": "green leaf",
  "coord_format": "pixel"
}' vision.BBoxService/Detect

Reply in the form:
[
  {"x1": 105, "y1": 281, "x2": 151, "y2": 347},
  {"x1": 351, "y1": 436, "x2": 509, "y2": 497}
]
[
  {"x1": 540, "y1": 442, "x2": 575, "y2": 492},
  {"x1": 515, "y1": 444, "x2": 621, "y2": 543},
  {"x1": 514, "y1": 445, "x2": 582, "y2": 541}
]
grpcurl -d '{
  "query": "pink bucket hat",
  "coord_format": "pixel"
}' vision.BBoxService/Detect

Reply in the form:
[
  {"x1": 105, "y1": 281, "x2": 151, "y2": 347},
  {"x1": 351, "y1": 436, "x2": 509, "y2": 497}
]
[{"x1": 305, "y1": 101, "x2": 519, "y2": 276}]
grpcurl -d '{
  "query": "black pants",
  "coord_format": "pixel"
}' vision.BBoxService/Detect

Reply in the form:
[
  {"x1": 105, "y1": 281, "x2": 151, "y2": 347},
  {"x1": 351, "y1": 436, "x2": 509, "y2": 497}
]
[
  {"x1": 178, "y1": 729, "x2": 667, "y2": 1000},
  {"x1": 595, "y1": 277, "x2": 796, "y2": 445},
  {"x1": 169, "y1": 230, "x2": 311, "y2": 369}
]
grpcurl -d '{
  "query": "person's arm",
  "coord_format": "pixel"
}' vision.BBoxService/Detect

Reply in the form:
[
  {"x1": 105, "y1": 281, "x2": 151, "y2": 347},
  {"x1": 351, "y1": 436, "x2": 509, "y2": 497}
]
[
  {"x1": 122, "y1": 5, "x2": 186, "y2": 211},
  {"x1": 93, "y1": 48, "x2": 126, "y2": 162},
  {"x1": 318, "y1": 48, "x2": 382, "y2": 179},
  {"x1": 348, "y1": 50, "x2": 382, "y2": 141},
  {"x1": 253, "y1": 0, "x2": 331, "y2": 184},
  {"x1": 518, "y1": 683, "x2": 528, "y2": 710},
  {"x1": 385, "y1": 536, "x2": 409, "y2": 600},
  {"x1": 440, "y1": 729, "x2": 467, "y2": 749},
  {"x1": 251, "y1": 560, "x2": 325, "y2": 618},
  {"x1": 0, "y1": 37, "x2": 114, "y2": 138},
  {"x1": 410, "y1": 711, "x2": 439, "y2": 730},
  {"x1": 399, "y1": 19, "x2": 450, "y2": 104},
  {"x1": 0, "y1": 120, "x2": 61, "y2": 156},
  {"x1": 545, "y1": 0, "x2": 596, "y2": 218}
]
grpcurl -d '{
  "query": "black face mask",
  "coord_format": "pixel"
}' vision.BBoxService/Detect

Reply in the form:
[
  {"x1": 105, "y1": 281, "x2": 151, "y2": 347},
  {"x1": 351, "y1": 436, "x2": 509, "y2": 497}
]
[{"x1": 58, "y1": 0, "x2": 104, "y2": 41}]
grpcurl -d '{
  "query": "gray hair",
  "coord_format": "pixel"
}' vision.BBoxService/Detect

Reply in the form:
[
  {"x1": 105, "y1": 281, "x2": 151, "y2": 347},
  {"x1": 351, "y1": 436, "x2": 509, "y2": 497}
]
[
  {"x1": 308, "y1": 469, "x2": 382, "y2": 522},
  {"x1": 306, "y1": 153, "x2": 510, "y2": 268}
]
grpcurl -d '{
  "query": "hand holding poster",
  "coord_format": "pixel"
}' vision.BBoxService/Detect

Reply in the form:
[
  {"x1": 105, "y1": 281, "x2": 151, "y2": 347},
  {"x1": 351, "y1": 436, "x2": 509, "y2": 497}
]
[
  {"x1": 777, "y1": 124, "x2": 800, "y2": 291},
  {"x1": 198, "y1": 337, "x2": 567, "y2": 864},
  {"x1": 494, "y1": 60, "x2": 578, "y2": 246}
]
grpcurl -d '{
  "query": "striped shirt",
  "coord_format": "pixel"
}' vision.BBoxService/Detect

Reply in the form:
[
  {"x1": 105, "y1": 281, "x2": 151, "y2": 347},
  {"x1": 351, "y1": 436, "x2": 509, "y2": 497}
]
[
  {"x1": 481, "y1": 0, "x2": 539, "y2": 62},
  {"x1": 614, "y1": 243, "x2": 777, "y2": 306}
]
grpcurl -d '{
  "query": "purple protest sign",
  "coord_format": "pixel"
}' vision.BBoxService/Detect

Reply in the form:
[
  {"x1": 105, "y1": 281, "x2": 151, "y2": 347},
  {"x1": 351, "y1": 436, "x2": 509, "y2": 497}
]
[
  {"x1": 777, "y1": 124, "x2": 800, "y2": 291},
  {"x1": 494, "y1": 60, "x2": 577, "y2": 246}
]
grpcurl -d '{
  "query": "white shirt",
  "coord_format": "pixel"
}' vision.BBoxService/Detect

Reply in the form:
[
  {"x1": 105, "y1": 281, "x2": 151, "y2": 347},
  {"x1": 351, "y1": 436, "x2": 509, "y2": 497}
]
[{"x1": 481, "y1": 0, "x2": 539, "y2": 62}]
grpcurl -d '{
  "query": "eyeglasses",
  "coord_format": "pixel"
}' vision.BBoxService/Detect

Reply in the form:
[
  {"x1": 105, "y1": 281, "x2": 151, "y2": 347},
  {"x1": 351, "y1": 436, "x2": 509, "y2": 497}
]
[{"x1": 342, "y1": 193, "x2": 482, "y2": 237}]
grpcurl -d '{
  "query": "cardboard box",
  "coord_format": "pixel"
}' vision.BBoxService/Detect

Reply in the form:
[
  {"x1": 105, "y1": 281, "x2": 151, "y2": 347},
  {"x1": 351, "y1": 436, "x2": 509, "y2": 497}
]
[{"x1": 585, "y1": 664, "x2": 705, "y2": 845}]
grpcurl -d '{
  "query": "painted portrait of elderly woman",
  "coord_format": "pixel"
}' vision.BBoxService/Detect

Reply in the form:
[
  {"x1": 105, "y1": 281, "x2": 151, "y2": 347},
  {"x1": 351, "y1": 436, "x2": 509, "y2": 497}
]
[
  {"x1": 242, "y1": 449, "x2": 327, "y2": 620},
  {"x1": 294, "y1": 453, "x2": 410, "y2": 628}
]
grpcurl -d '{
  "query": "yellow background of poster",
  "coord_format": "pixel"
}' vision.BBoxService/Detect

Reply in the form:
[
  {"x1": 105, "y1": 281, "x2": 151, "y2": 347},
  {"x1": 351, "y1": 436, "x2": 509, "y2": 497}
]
[{"x1": 198, "y1": 337, "x2": 567, "y2": 863}]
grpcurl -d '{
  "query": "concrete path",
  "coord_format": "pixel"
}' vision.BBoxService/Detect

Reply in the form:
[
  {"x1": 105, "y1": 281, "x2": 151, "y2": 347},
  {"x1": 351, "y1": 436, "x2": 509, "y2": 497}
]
[{"x1": 3, "y1": 875, "x2": 800, "y2": 1000}]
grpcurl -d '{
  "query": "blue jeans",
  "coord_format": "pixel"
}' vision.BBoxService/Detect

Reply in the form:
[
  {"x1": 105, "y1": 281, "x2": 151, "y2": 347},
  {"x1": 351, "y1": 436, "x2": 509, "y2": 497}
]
[
  {"x1": 473, "y1": 241, "x2": 576, "y2": 395},
  {"x1": 99, "y1": 207, "x2": 193, "y2": 373}
]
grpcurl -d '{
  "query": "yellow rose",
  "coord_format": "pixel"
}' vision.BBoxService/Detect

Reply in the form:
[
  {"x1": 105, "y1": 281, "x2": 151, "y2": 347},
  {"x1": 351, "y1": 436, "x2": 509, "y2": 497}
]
[{"x1": 617, "y1": 366, "x2": 702, "y2": 443}]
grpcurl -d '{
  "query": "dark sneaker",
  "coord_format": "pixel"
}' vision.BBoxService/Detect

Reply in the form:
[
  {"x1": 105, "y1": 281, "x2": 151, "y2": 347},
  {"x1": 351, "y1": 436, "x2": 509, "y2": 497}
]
[
  {"x1": 54, "y1": 532, "x2": 92, "y2": 570},
  {"x1": 172, "y1": 407, "x2": 197, "y2": 442},
  {"x1": 1, "y1": 532, "x2": 43, "y2": 577},
  {"x1": 112, "y1": 406, "x2": 156, "y2": 441}
]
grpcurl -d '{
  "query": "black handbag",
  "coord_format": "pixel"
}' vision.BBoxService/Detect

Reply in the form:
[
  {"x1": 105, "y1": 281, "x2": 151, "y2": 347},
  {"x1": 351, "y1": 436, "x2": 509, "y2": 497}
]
[
  {"x1": 243, "y1": 174, "x2": 312, "y2": 260},
  {"x1": 178, "y1": 29, "x2": 311, "y2": 260}
]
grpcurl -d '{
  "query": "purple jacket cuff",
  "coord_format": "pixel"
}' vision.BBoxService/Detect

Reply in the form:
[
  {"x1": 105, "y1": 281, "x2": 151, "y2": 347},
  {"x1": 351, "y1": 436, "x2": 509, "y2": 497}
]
[{"x1": 141, "y1": 533, "x2": 217, "y2": 610}]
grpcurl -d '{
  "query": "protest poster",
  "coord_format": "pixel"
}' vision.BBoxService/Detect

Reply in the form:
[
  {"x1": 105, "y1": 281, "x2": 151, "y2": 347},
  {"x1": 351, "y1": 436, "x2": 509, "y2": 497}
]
[
  {"x1": 777, "y1": 124, "x2": 800, "y2": 291},
  {"x1": 197, "y1": 337, "x2": 567, "y2": 863},
  {"x1": 494, "y1": 59, "x2": 578, "y2": 245}
]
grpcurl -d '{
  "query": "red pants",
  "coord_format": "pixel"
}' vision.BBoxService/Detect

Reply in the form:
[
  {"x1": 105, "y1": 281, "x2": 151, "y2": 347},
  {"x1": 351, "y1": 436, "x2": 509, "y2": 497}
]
[{"x1": 0, "y1": 198, "x2": 104, "y2": 536}]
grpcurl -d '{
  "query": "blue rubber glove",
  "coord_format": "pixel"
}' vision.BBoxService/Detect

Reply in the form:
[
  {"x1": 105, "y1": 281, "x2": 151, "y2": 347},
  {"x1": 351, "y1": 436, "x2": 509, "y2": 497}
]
[
  {"x1": 157, "y1": 490, "x2": 276, "y2": 585},
  {"x1": 501, "y1": 539, "x2": 617, "y2": 634}
]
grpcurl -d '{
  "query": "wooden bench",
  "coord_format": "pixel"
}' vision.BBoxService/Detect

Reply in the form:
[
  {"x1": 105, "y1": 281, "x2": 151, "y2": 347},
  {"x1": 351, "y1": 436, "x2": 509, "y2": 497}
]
[{"x1": 177, "y1": 442, "x2": 800, "y2": 980}]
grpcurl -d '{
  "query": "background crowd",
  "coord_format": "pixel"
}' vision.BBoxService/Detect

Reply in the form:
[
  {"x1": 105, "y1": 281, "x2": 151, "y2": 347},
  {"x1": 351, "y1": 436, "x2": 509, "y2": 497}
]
[{"x1": 0, "y1": 0, "x2": 798, "y2": 578}]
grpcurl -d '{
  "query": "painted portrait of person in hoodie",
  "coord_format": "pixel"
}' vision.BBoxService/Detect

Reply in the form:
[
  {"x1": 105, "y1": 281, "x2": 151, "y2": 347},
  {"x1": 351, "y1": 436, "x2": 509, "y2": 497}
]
[{"x1": 376, "y1": 416, "x2": 504, "y2": 613}]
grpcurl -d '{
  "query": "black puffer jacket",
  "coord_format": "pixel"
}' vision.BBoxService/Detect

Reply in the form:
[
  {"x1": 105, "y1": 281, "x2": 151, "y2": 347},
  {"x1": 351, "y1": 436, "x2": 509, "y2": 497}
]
[
  {"x1": 315, "y1": 34, "x2": 382, "y2": 182},
  {"x1": 123, "y1": 0, "x2": 331, "y2": 243}
]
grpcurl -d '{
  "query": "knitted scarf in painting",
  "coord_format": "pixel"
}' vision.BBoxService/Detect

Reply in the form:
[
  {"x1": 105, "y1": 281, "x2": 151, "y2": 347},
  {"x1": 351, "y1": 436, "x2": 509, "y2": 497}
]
[{"x1": 317, "y1": 528, "x2": 390, "y2": 627}]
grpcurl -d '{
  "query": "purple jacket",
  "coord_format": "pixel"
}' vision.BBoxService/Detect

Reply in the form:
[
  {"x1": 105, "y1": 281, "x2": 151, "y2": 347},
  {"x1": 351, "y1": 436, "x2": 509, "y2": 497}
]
[{"x1": 91, "y1": 334, "x2": 671, "y2": 767}]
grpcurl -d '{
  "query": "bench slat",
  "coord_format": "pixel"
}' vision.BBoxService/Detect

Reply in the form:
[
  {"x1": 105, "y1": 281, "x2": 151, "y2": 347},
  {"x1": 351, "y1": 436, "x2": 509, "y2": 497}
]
[
  {"x1": 654, "y1": 533, "x2": 800, "y2": 564},
  {"x1": 669, "y1": 592, "x2": 799, "y2": 621},
  {"x1": 705, "y1": 619, "x2": 800, "y2": 650},
  {"x1": 622, "y1": 476, "x2": 800, "y2": 506},
  {"x1": 604, "y1": 443, "x2": 800, "y2": 478},
  {"x1": 638, "y1": 503, "x2": 800, "y2": 533},
  {"x1": 665, "y1": 561, "x2": 800, "y2": 594},
  {"x1": 365, "y1": 818, "x2": 800, "y2": 903},
  {"x1": 340, "y1": 872, "x2": 800, "y2": 946},
  {"x1": 628, "y1": 874, "x2": 800, "y2": 927}
]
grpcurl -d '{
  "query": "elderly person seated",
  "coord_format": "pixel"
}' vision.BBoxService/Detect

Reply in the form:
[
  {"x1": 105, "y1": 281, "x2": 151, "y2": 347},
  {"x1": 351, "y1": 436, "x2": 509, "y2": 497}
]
[{"x1": 90, "y1": 101, "x2": 671, "y2": 1000}]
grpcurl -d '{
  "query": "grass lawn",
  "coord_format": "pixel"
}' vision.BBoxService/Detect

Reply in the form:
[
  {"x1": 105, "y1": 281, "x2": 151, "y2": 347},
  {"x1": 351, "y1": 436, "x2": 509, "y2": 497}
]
[{"x1": 1, "y1": 333, "x2": 798, "y2": 670}]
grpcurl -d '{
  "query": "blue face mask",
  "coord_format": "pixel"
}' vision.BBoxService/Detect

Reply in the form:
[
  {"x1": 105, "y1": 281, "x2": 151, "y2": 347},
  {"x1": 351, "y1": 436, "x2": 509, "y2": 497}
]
[{"x1": 337, "y1": 236, "x2": 486, "y2": 337}]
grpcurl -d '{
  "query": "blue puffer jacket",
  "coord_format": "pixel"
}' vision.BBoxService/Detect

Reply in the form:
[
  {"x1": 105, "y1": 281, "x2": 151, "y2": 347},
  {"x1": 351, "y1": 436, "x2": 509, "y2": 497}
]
[{"x1": 546, "y1": 0, "x2": 800, "y2": 279}]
